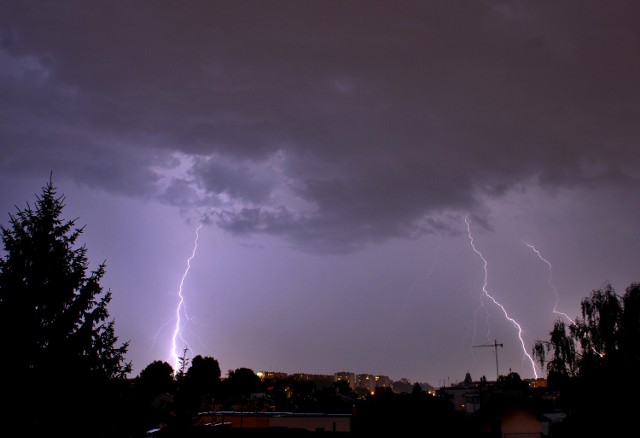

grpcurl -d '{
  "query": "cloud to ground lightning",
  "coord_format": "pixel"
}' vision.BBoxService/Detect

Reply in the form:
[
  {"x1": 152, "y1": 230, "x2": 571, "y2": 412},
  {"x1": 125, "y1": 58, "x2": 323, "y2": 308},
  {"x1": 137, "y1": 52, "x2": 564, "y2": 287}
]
[
  {"x1": 524, "y1": 242, "x2": 606, "y2": 358},
  {"x1": 465, "y1": 216, "x2": 539, "y2": 379},
  {"x1": 170, "y1": 223, "x2": 203, "y2": 371},
  {"x1": 524, "y1": 242, "x2": 575, "y2": 324}
]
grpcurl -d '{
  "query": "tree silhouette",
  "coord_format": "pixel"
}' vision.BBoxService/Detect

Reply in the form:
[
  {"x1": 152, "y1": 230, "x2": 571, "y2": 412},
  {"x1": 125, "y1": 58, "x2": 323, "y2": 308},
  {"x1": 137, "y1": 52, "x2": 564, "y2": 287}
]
[
  {"x1": 185, "y1": 355, "x2": 221, "y2": 401},
  {"x1": 136, "y1": 360, "x2": 176, "y2": 433},
  {"x1": 352, "y1": 385, "x2": 463, "y2": 436},
  {"x1": 138, "y1": 360, "x2": 175, "y2": 398},
  {"x1": 175, "y1": 346, "x2": 191, "y2": 383},
  {"x1": 533, "y1": 282, "x2": 640, "y2": 379},
  {"x1": 213, "y1": 367, "x2": 263, "y2": 410},
  {"x1": 174, "y1": 355, "x2": 221, "y2": 422},
  {"x1": 0, "y1": 178, "x2": 131, "y2": 436},
  {"x1": 533, "y1": 282, "x2": 640, "y2": 435}
]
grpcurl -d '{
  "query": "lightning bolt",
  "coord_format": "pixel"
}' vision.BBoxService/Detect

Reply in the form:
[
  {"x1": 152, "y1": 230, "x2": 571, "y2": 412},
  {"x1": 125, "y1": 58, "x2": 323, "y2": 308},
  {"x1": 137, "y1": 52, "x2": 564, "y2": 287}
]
[
  {"x1": 524, "y1": 243, "x2": 604, "y2": 358},
  {"x1": 170, "y1": 223, "x2": 202, "y2": 371},
  {"x1": 524, "y1": 242, "x2": 574, "y2": 324},
  {"x1": 465, "y1": 216, "x2": 539, "y2": 378}
]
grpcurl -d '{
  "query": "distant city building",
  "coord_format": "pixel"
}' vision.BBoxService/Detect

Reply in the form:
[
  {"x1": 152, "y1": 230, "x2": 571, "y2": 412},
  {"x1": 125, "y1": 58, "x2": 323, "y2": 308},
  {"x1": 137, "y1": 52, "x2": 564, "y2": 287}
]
[
  {"x1": 254, "y1": 370, "x2": 415, "y2": 394},
  {"x1": 292, "y1": 373, "x2": 334, "y2": 389},
  {"x1": 355, "y1": 374, "x2": 393, "y2": 394},
  {"x1": 374, "y1": 375, "x2": 392, "y2": 388},
  {"x1": 438, "y1": 372, "x2": 481, "y2": 413},
  {"x1": 292, "y1": 372, "x2": 334, "y2": 381},
  {"x1": 440, "y1": 385, "x2": 479, "y2": 413},
  {"x1": 256, "y1": 371, "x2": 335, "y2": 390},
  {"x1": 356, "y1": 374, "x2": 376, "y2": 393},
  {"x1": 334, "y1": 371, "x2": 356, "y2": 390},
  {"x1": 257, "y1": 371, "x2": 288, "y2": 381}
]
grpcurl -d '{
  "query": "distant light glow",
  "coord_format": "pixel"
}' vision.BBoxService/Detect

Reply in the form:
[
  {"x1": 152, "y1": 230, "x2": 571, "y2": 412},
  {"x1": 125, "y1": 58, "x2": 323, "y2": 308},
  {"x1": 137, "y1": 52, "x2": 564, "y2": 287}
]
[
  {"x1": 465, "y1": 216, "x2": 539, "y2": 379},
  {"x1": 170, "y1": 223, "x2": 202, "y2": 371}
]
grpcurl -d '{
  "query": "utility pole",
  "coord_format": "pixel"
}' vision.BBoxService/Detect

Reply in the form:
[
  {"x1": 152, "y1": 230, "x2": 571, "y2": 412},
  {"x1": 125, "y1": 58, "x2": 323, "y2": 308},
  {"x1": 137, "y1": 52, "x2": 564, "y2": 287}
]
[{"x1": 473, "y1": 339, "x2": 503, "y2": 381}]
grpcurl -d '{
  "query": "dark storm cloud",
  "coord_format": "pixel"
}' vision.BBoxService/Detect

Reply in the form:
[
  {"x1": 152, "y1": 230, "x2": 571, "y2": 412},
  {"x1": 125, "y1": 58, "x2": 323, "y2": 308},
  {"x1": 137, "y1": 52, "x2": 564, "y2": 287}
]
[
  {"x1": 1, "y1": 1, "x2": 639, "y2": 251},
  {"x1": 193, "y1": 158, "x2": 274, "y2": 204}
]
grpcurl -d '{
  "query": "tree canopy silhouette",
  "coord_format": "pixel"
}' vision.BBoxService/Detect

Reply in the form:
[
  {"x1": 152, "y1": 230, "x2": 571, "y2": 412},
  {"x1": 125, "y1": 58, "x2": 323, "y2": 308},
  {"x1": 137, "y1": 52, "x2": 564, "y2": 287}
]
[
  {"x1": 138, "y1": 360, "x2": 175, "y2": 398},
  {"x1": 0, "y1": 177, "x2": 131, "y2": 435},
  {"x1": 533, "y1": 282, "x2": 640, "y2": 435}
]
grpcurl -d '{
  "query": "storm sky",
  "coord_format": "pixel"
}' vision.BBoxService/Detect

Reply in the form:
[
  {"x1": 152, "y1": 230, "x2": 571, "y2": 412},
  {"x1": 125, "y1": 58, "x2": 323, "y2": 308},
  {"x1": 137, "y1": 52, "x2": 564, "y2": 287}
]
[{"x1": 1, "y1": 1, "x2": 639, "y2": 385}]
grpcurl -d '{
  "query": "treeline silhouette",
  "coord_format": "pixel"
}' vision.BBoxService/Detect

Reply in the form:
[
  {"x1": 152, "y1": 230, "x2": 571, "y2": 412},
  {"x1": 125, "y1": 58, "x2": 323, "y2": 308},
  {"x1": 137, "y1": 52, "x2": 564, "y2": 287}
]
[{"x1": 0, "y1": 179, "x2": 638, "y2": 437}]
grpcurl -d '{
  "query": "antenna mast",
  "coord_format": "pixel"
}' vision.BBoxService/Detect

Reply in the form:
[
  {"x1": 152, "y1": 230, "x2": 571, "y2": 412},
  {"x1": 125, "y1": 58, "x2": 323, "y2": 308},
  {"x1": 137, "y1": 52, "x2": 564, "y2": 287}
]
[{"x1": 473, "y1": 339, "x2": 504, "y2": 380}]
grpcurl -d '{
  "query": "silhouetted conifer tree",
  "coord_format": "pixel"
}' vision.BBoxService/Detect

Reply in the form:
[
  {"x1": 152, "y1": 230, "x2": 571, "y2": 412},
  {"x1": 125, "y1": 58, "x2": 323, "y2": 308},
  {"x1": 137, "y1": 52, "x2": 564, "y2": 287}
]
[{"x1": 0, "y1": 177, "x2": 131, "y2": 436}]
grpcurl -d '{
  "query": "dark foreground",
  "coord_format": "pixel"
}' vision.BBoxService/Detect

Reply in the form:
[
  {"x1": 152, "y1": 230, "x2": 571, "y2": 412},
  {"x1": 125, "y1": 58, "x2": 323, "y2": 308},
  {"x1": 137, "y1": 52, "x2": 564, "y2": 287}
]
[{"x1": 151, "y1": 427, "x2": 352, "y2": 438}]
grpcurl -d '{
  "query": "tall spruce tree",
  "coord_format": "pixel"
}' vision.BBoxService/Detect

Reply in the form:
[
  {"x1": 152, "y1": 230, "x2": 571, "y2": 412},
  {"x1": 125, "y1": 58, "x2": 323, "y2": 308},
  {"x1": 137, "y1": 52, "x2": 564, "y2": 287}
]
[{"x1": 0, "y1": 178, "x2": 131, "y2": 434}]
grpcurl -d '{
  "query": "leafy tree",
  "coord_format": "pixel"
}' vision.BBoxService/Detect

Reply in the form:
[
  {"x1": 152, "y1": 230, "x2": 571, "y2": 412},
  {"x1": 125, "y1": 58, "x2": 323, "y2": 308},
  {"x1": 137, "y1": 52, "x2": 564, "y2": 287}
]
[
  {"x1": 0, "y1": 178, "x2": 131, "y2": 435},
  {"x1": 137, "y1": 360, "x2": 175, "y2": 398},
  {"x1": 534, "y1": 282, "x2": 640, "y2": 379},
  {"x1": 533, "y1": 282, "x2": 640, "y2": 435},
  {"x1": 226, "y1": 367, "x2": 264, "y2": 399},
  {"x1": 135, "y1": 360, "x2": 176, "y2": 433},
  {"x1": 174, "y1": 355, "x2": 221, "y2": 418},
  {"x1": 496, "y1": 371, "x2": 526, "y2": 389},
  {"x1": 215, "y1": 367, "x2": 264, "y2": 409},
  {"x1": 184, "y1": 354, "x2": 221, "y2": 401}
]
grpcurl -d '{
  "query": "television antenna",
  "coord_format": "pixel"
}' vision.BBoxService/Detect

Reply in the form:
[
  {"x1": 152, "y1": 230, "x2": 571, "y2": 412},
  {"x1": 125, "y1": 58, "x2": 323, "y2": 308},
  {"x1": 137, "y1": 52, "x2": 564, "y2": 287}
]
[{"x1": 473, "y1": 339, "x2": 503, "y2": 380}]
